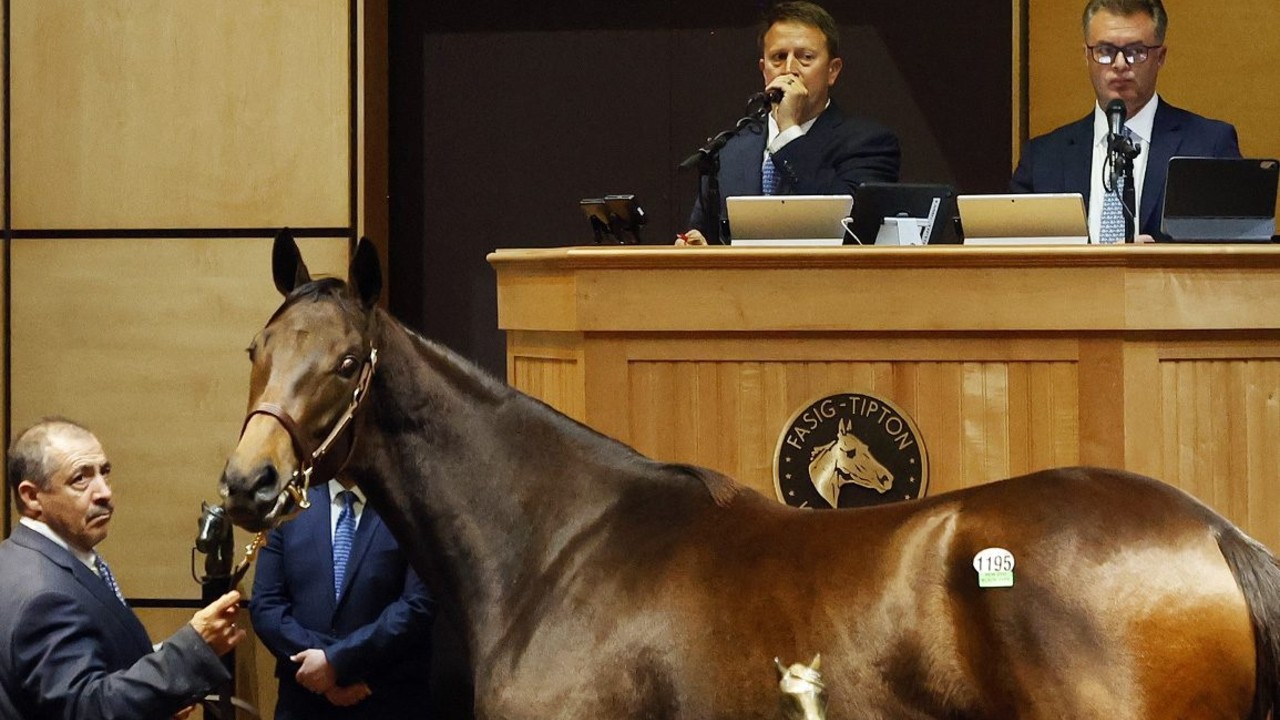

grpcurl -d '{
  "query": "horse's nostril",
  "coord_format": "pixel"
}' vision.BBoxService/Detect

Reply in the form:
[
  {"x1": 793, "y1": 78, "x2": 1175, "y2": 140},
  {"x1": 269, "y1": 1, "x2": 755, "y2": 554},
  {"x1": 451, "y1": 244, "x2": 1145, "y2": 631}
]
[
  {"x1": 251, "y1": 464, "x2": 279, "y2": 501},
  {"x1": 222, "y1": 463, "x2": 279, "y2": 503}
]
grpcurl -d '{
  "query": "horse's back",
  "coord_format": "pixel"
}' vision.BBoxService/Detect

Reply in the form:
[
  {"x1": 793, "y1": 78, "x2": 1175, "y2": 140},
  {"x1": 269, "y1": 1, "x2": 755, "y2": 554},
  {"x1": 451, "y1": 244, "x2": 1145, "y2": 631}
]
[{"x1": 684, "y1": 466, "x2": 1263, "y2": 719}]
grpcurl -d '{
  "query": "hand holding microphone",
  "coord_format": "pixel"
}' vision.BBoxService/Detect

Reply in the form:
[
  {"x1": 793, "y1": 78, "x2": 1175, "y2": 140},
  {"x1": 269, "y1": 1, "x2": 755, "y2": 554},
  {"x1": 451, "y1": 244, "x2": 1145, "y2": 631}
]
[{"x1": 752, "y1": 75, "x2": 808, "y2": 130}]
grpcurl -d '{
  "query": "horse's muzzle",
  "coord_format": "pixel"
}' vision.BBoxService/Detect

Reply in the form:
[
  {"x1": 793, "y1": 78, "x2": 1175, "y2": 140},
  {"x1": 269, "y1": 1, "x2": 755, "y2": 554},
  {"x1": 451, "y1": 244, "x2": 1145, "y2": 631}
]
[{"x1": 219, "y1": 461, "x2": 296, "y2": 532}]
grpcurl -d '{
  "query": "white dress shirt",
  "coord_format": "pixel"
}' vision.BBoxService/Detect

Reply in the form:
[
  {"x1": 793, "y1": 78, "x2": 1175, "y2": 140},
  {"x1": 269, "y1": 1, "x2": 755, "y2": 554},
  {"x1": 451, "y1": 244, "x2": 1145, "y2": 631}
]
[
  {"x1": 327, "y1": 478, "x2": 365, "y2": 539},
  {"x1": 1088, "y1": 94, "x2": 1159, "y2": 242},
  {"x1": 765, "y1": 100, "x2": 830, "y2": 158}
]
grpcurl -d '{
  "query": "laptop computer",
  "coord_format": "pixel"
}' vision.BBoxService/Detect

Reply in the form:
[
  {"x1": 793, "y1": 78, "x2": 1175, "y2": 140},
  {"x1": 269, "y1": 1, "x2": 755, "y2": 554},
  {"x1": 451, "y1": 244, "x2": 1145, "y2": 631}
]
[
  {"x1": 957, "y1": 193, "x2": 1089, "y2": 245},
  {"x1": 1160, "y1": 157, "x2": 1279, "y2": 242},
  {"x1": 847, "y1": 183, "x2": 961, "y2": 245},
  {"x1": 725, "y1": 194, "x2": 853, "y2": 247}
]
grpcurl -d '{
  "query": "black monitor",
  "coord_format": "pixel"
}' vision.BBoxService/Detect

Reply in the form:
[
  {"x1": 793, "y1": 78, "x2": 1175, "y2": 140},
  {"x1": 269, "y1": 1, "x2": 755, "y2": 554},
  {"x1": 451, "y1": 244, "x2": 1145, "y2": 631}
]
[{"x1": 846, "y1": 183, "x2": 960, "y2": 245}]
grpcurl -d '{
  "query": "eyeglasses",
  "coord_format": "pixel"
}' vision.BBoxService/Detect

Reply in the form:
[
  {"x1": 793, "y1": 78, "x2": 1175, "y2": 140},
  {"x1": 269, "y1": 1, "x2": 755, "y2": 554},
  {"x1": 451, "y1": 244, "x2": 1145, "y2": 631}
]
[{"x1": 1087, "y1": 43, "x2": 1162, "y2": 65}]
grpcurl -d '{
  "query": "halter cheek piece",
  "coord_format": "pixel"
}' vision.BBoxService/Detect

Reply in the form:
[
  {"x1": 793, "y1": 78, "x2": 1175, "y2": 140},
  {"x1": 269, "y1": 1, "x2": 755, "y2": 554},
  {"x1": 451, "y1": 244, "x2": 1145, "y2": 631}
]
[
  {"x1": 239, "y1": 346, "x2": 380, "y2": 511},
  {"x1": 226, "y1": 347, "x2": 378, "y2": 585}
]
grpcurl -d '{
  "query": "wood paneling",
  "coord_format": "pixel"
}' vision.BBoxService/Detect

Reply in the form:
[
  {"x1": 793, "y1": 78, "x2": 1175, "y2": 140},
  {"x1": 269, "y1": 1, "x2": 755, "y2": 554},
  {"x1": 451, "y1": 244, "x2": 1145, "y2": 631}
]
[
  {"x1": 495, "y1": 246, "x2": 1280, "y2": 553},
  {"x1": 8, "y1": 237, "x2": 350, "y2": 598},
  {"x1": 623, "y1": 358, "x2": 1078, "y2": 500},
  {"x1": 9, "y1": 0, "x2": 349, "y2": 229},
  {"x1": 1160, "y1": 357, "x2": 1280, "y2": 535}
]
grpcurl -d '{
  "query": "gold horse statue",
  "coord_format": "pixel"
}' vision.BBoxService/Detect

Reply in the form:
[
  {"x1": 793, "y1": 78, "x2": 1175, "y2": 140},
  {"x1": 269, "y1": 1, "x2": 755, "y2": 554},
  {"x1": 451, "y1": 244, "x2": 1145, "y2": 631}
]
[{"x1": 775, "y1": 654, "x2": 826, "y2": 720}]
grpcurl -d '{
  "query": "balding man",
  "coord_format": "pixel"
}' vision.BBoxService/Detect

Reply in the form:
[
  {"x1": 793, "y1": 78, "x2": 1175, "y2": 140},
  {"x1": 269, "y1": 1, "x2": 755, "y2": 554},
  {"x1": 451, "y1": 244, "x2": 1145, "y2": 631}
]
[{"x1": 0, "y1": 417, "x2": 244, "y2": 720}]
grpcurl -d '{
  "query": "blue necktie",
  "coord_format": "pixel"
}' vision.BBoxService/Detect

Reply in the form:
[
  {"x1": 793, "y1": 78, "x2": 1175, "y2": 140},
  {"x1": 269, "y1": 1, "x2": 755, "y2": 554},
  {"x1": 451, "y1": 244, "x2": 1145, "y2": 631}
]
[
  {"x1": 1099, "y1": 128, "x2": 1134, "y2": 244},
  {"x1": 332, "y1": 490, "x2": 357, "y2": 599},
  {"x1": 762, "y1": 154, "x2": 780, "y2": 195},
  {"x1": 94, "y1": 554, "x2": 126, "y2": 604}
]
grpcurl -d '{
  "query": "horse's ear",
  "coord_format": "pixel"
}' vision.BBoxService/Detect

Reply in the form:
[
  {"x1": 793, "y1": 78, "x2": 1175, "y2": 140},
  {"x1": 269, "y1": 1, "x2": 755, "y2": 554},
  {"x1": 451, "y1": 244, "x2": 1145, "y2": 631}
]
[
  {"x1": 809, "y1": 653, "x2": 821, "y2": 671},
  {"x1": 774, "y1": 657, "x2": 787, "y2": 678},
  {"x1": 349, "y1": 236, "x2": 382, "y2": 310},
  {"x1": 272, "y1": 228, "x2": 312, "y2": 296}
]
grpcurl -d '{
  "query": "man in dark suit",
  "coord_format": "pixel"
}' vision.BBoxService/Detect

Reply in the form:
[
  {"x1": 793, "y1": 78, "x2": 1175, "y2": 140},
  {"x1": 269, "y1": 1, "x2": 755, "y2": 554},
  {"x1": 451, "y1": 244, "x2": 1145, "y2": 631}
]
[
  {"x1": 0, "y1": 417, "x2": 243, "y2": 720},
  {"x1": 1011, "y1": 0, "x2": 1240, "y2": 242},
  {"x1": 678, "y1": 1, "x2": 900, "y2": 245},
  {"x1": 250, "y1": 477, "x2": 433, "y2": 719}
]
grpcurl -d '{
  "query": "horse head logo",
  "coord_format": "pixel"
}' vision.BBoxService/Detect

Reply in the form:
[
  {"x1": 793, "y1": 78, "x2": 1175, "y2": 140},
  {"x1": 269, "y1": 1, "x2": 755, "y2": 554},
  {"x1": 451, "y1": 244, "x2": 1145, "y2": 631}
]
[
  {"x1": 775, "y1": 654, "x2": 827, "y2": 720},
  {"x1": 807, "y1": 418, "x2": 893, "y2": 506}
]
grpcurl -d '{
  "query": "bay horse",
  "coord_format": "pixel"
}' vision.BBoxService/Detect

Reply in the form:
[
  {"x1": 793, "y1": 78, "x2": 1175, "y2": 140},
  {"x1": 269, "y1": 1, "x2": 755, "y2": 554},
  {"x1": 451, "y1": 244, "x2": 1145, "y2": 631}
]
[{"x1": 220, "y1": 231, "x2": 1280, "y2": 719}]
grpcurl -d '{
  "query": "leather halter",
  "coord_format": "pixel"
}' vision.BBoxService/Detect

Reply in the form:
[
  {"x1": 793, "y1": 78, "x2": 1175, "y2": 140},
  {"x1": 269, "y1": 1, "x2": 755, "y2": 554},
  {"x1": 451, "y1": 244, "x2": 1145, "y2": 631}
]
[{"x1": 239, "y1": 346, "x2": 379, "y2": 512}]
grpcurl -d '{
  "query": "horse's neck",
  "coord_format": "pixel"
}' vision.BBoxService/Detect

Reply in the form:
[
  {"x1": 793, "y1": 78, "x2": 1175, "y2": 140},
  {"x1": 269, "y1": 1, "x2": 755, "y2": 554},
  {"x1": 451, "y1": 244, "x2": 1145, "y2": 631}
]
[{"x1": 357, "y1": 317, "x2": 639, "y2": 653}]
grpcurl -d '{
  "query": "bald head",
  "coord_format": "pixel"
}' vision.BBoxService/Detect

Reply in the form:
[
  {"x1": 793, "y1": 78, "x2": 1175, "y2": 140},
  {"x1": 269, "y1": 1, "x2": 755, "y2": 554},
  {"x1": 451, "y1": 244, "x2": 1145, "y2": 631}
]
[{"x1": 8, "y1": 417, "x2": 96, "y2": 494}]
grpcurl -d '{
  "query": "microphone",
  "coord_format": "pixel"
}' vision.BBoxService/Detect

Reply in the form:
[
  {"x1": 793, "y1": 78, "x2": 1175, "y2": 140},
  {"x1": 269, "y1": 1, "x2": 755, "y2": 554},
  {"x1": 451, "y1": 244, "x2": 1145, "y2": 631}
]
[
  {"x1": 748, "y1": 87, "x2": 785, "y2": 108},
  {"x1": 195, "y1": 501, "x2": 230, "y2": 554},
  {"x1": 1105, "y1": 99, "x2": 1127, "y2": 144}
]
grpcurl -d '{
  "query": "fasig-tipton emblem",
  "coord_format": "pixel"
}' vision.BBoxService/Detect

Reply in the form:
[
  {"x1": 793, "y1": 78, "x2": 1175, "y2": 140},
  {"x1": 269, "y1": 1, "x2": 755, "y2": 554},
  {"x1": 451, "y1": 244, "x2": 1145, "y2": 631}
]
[{"x1": 774, "y1": 392, "x2": 929, "y2": 509}]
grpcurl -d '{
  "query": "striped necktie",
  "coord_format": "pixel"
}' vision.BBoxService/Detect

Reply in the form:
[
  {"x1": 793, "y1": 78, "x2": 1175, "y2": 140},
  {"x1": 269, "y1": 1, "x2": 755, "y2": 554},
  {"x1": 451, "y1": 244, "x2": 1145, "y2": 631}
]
[
  {"x1": 94, "y1": 554, "x2": 127, "y2": 604},
  {"x1": 333, "y1": 490, "x2": 357, "y2": 599}
]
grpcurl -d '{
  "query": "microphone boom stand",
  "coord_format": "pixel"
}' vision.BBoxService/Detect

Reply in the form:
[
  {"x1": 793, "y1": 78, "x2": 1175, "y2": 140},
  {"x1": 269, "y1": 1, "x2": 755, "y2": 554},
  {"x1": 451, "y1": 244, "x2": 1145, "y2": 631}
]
[
  {"x1": 1109, "y1": 134, "x2": 1142, "y2": 243},
  {"x1": 678, "y1": 97, "x2": 772, "y2": 245}
]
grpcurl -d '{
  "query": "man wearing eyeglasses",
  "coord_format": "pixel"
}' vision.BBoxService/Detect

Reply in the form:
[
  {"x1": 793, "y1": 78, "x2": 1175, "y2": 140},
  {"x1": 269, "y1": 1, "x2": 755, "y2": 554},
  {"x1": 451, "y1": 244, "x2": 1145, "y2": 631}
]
[{"x1": 1011, "y1": 0, "x2": 1240, "y2": 242}]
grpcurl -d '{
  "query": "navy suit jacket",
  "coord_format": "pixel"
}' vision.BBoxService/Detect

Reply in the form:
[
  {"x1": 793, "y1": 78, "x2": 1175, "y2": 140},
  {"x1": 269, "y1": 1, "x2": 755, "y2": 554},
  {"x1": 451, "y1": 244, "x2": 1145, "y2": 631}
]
[
  {"x1": 1011, "y1": 100, "x2": 1241, "y2": 236},
  {"x1": 689, "y1": 101, "x2": 900, "y2": 242},
  {"x1": 0, "y1": 524, "x2": 228, "y2": 720},
  {"x1": 250, "y1": 485, "x2": 433, "y2": 719}
]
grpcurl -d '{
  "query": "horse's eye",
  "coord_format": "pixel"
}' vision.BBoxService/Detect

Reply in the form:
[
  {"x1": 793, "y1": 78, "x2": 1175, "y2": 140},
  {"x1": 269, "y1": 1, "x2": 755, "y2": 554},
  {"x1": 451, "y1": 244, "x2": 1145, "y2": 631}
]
[
  {"x1": 337, "y1": 355, "x2": 360, "y2": 378},
  {"x1": 245, "y1": 345, "x2": 257, "y2": 362}
]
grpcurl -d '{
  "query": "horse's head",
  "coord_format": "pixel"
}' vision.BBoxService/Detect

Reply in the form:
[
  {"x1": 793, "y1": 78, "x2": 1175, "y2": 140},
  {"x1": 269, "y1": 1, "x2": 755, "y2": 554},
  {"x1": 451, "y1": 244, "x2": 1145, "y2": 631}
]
[
  {"x1": 831, "y1": 418, "x2": 893, "y2": 495},
  {"x1": 776, "y1": 654, "x2": 827, "y2": 720},
  {"x1": 218, "y1": 229, "x2": 382, "y2": 532}
]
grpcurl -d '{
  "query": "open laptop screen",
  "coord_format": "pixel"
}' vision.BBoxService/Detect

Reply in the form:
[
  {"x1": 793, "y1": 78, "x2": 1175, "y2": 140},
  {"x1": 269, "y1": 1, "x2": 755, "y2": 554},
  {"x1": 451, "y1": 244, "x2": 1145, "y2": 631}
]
[
  {"x1": 725, "y1": 195, "x2": 853, "y2": 247},
  {"x1": 1161, "y1": 157, "x2": 1279, "y2": 242},
  {"x1": 956, "y1": 193, "x2": 1089, "y2": 245}
]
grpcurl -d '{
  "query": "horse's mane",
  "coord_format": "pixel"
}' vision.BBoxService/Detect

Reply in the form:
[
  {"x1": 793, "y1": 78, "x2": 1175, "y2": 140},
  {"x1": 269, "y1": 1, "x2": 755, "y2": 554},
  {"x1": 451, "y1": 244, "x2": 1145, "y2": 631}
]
[
  {"x1": 274, "y1": 277, "x2": 745, "y2": 508},
  {"x1": 271, "y1": 277, "x2": 366, "y2": 327},
  {"x1": 386, "y1": 308, "x2": 743, "y2": 508}
]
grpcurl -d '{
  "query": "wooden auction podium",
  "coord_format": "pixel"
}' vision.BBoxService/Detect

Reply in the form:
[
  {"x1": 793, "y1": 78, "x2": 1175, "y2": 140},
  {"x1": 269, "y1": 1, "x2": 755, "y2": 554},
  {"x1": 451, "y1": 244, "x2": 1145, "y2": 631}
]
[{"x1": 490, "y1": 245, "x2": 1280, "y2": 550}]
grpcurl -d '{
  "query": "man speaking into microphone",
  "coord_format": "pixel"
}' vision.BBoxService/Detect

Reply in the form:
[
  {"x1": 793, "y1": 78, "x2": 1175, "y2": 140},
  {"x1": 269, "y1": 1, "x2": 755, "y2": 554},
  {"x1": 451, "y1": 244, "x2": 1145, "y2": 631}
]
[
  {"x1": 677, "y1": 1, "x2": 901, "y2": 245},
  {"x1": 1011, "y1": 0, "x2": 1240, "y2": 243}
]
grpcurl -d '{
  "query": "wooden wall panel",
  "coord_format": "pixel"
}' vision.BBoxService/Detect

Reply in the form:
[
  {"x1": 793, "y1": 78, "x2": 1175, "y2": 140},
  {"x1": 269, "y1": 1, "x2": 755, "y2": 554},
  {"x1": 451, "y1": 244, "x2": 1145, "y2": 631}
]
[
  {"x1": 9, "y1": 0, "x2": 349, "y2": 229},
  {"x1": 625, "y1": 358, "x2": 1079, "y2": 501},
  {"x1": 511, "y1": 355, "x2": 585, "y2": 422},
  {"x1": 1160, "y1": 358, "x2": 1280, "y2": 549},
  {"x1": 8, "y1": 237, "x2": 350, "y2": 598}
]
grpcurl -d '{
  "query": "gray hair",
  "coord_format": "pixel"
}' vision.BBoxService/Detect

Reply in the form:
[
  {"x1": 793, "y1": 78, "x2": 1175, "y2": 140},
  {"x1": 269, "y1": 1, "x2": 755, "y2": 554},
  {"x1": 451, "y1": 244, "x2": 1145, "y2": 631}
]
[{"x1": 1082, "y1": 0, "x2": 1168, "y2": 43}]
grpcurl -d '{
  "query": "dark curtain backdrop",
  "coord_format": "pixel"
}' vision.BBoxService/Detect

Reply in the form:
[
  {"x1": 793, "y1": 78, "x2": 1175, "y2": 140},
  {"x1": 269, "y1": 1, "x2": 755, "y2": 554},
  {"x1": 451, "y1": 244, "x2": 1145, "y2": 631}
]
[{"x1": 387, "y1": 4, "x2": 1011, "y2": 716}]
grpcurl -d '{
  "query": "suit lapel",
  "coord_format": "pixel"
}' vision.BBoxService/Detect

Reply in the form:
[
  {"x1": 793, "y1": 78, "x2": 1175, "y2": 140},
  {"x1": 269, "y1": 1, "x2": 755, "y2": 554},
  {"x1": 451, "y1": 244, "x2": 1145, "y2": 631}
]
[
  {"x1": 775, "y1": 105, "x2": 840, "y2": 194},
  {"x1": 1141, "y1": 102, "x2": 1182, "y2": 232},
  {"x1": 724, "y1": 122, "x2": 767, "y2": 198},
  {"x1": 305, "y1": 485, "x2": 339, "y2": 613},
  {"x1": 12, "y1": 525, "x2": 153, "y2": 657},
  {"x1": 1063, "y1": 116, "x2": 1093, "y2": 206}
]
